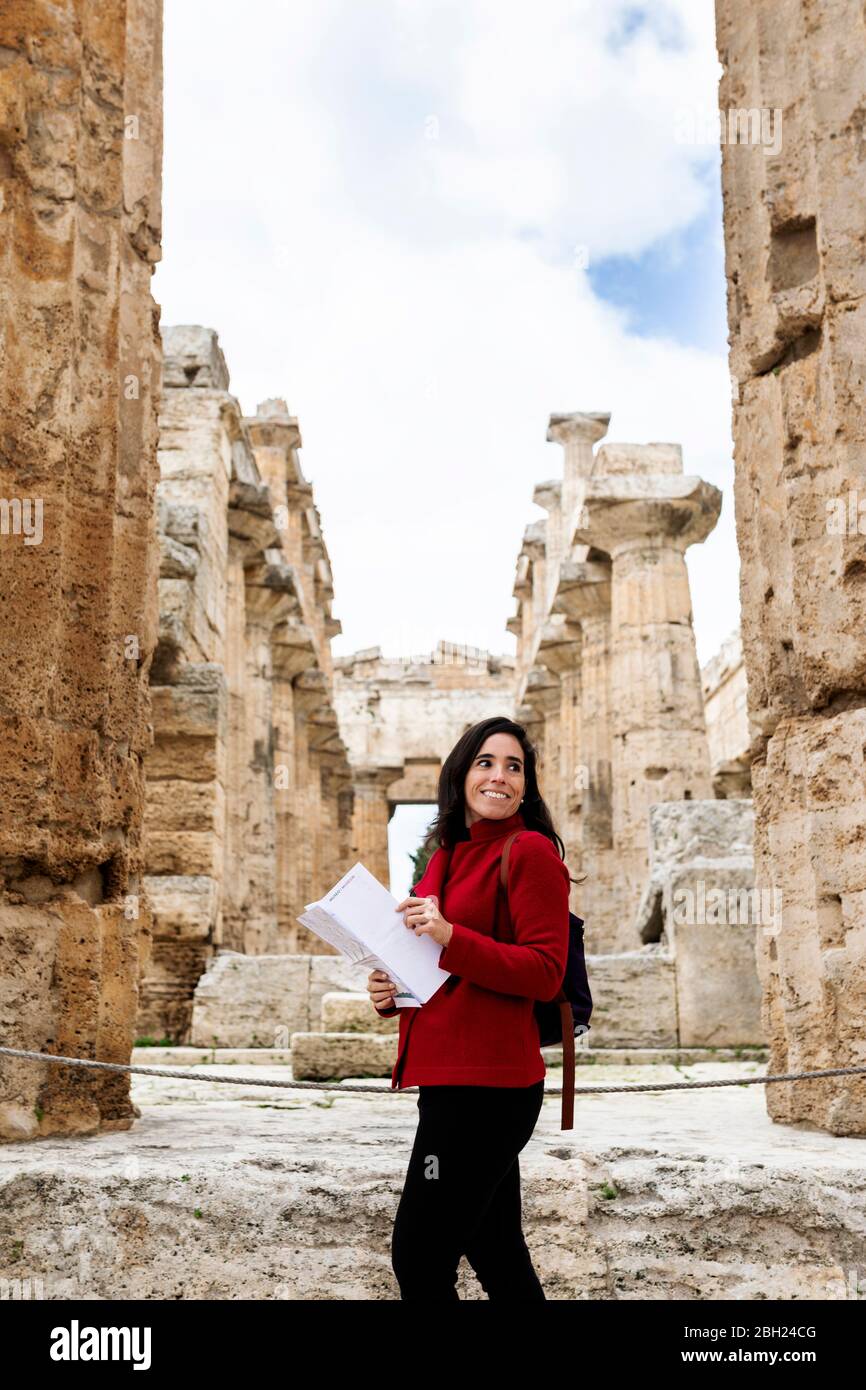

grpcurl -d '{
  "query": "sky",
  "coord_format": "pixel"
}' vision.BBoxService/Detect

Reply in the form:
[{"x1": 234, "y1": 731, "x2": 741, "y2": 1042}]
[{"x1": 155, "y1": 0, "x2": 739, "y2": 894}]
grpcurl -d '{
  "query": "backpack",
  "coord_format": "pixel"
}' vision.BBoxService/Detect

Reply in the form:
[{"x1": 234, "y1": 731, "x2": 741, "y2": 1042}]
[{"x1": 494, "y1": 830, "x2": 592, "y2": 1132}]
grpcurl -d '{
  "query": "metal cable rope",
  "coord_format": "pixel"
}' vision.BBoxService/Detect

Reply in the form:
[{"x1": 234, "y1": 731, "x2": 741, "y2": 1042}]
[{"x1": 2, "y1": 1045, "x2": 865, "y2": 1095}]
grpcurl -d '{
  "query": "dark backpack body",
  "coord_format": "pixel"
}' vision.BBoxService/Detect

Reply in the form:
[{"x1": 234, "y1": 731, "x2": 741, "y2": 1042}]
[
  {"x1": 494, "y1": 834, "x2": 593, "y2": 1049},
  {"x1": 532, "y1": 910, "x2": 592, "y2": 1046}
]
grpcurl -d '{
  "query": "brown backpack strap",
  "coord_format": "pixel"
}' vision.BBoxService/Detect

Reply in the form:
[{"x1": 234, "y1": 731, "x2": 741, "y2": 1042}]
[
  {"x1": 497, "y1": 832, "x2": 574, "y2": 1132},
  {"x1": 557, "y1": 994, "x2": 574, "y2": 1131}
]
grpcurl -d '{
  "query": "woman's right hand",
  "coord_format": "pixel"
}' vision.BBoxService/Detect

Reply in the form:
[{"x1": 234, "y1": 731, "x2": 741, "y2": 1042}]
[{"x1": 367, "y1": 968, "x2": 397, "y2": 1011}]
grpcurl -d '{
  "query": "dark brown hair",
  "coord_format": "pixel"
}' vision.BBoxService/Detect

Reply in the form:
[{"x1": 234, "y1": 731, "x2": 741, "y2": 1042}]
[{"x1": 423, "y1": 715, "x2": 584, "y2": 886}]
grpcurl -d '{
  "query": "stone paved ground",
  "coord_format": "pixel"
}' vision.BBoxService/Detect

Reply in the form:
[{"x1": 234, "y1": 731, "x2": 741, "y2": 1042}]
[{"x1": 1, "y1": 1058, "x2": 864, "y2": 1300}]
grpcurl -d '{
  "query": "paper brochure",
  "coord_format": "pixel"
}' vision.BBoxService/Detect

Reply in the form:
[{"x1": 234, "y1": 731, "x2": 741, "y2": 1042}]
[{"x1": 296, "y1": 862, "x2": 451, "y2": 1008}]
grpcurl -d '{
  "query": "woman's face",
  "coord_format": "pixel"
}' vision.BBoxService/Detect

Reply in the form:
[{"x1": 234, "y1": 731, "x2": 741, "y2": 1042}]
[{"x1": 463, "y1": 732, "x2": 526, "y2": 826}]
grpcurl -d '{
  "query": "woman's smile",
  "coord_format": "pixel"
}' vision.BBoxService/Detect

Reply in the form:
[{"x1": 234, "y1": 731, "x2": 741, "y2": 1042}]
[{"x1": 464, "y1": 731, "x2": 526, "y2": 824}]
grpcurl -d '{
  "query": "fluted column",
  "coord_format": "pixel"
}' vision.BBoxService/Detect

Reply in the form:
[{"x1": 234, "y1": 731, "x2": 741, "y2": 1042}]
[
  {"x1": 291, "y1": 675, "x2": 323, "y2": 916},
  {"x1": 0, "y1": 0, "x2": 163, "y2": 1140},
  {"x1": 237, "y1": 559, "x2": 296, "y2": 954},
  {"x1": 716, "y1": 0, "x2": 866, "y2": 1131},
  {"x1": 546, "y1": 411, "x2": 611, "y2": 557},
  {"x1": 574, "y1": 469, "x2": 721, "y2": 942},
  {"x1": 351, "y1": 766, "x2": 402, "y2": 889},
  {"x1": 536, "y1": 616, "x2": 583, "y2": 865},
  {"x1": 554, "y1": 560, "x2": 619, "y2": 947},
  {"x1": 272, "y1": 620, "x2": 317, "y2": 949}
]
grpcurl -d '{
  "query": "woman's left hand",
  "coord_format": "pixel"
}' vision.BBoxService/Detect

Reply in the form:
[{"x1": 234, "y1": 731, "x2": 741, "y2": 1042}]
[{"x1": 394, "y1": 893, "x2": 454, "y2": 948}]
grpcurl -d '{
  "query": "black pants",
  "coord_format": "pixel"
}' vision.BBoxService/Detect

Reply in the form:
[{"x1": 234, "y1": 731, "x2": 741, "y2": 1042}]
[{"x1": 391, "y1": 1080, "x2": 546, "y2": 1301}]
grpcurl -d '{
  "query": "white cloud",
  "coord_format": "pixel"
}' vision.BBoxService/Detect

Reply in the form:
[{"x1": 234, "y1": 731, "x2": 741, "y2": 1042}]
[{"x1": 155, "y1": 0, "x2": 737, "y2": 671}]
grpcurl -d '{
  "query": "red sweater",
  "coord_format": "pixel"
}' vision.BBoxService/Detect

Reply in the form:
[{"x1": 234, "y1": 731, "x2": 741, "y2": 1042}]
[{"x1": 376, "y1": 809, "x2": 571, "y2": 1087}]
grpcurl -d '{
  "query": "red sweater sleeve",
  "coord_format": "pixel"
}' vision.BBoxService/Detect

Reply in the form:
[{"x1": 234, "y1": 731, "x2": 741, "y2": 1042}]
[
  {"x1": 437, "y1": 832, "x2": 570, "y2": 1001},
  {"x1": 373, "y1": 863, "x2": 435, "y2": 1019}
]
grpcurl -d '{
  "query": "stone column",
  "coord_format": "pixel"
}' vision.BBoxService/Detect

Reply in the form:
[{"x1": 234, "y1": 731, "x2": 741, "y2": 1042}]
[
  {"x1": 574, "y1": 452, "x2": 720, "y2": 944},
  {"x1": 553, "y1": 559, "x2": 621, "y2": 948},
  {"x1": 272, "y1": 620, "x2": 317, "y2": 950},
  {"x1": 0, "y1": 0, "x2": 163, "y2": 1141},
  {"x1": 351, "y1": 766, "x2": 402, "y2": 889},
  {"x1": 318, "y1": 750, "x2": 354, "y2": 902},
  {"x1": 221, "y1": 466, "x2": 282, "y2": 954},
  {"x1": 546, "y1": 412, "x2": 611, "y2": 550},
  {"x1": 538, "y1": 413, "x2": 611, "y2": 908},
  {"x1": 536, "y1": 616, "x2": 583, "y2": 866},
  {"x1": 240, "y1": 558, "x2": 297, "y2": 955},
  {"x1": 716, "y1": 0, "x2": 866, "y2": 1131},
  {"x1": 140, "y1": 328, "x2": 233, "y2": 1042}
]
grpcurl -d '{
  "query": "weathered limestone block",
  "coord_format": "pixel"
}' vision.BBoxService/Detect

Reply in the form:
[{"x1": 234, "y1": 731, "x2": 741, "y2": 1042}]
[
  {"x1": 309, "y1": 953, "x2": 382, "y2": 1025},
  {"x1": 3, "y1": 1067, "x2": 865, "y2": 1299},
  {"x1": 190, "y1": 952, "x2": 314, "y2": 1047},
  {"x1": 160, "y1": 324, "x2": 229, "y2": 390},
  {"x1": 291, "y1": 1032, "x2": 398, "y2": 1080},
  {"x1": 638, "y1": 798, "x2": 755, "y2": 880},
  {"x1": 0, "y1": 0, "x2": 162, "y2": 1140},
  {"x1": 144, "y1": 875, "x2": 220, "y2": 940},
  {"x1": 188, "y1": 951, "x2": 378, "y2": 1048},
  {"x1": 701, "y1": 628, "x2": 755, "y2": 797},
  {"x1": 751, "y1": 711, "x2": 866, "y2": 1132},
  {"x1": 674, "y1": 925, "x2": 765, "y2": 1048},
  {"x1": 716, "y1": 0, "x2": 866, "y2": 1131},
  {"x1": 635, "y1": 801, "x2": 764, "y2": 1047},
  {"x1": 135, "y1": 941, "x2": 211, "y2": 1044},
  {"x1": 0, "y1": 899, "x2": 149, "y2": 1143},
  {"x1": 321, "y1": 992, "x2": 399, "y2": 1034},
  {"x1": 581, "y1": 953, "x2": 678, "y2": 1048}
]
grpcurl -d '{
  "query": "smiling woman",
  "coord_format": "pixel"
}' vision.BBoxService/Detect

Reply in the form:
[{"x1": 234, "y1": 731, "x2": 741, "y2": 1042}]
[{"x1": 366, "y1": 714, "x2": 578, "y2": 1301}]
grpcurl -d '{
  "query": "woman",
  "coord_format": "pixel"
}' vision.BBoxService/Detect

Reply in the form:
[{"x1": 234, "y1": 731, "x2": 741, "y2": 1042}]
[{"x1": 366, "y1": 714, "x2": 578, "y2": 1301}]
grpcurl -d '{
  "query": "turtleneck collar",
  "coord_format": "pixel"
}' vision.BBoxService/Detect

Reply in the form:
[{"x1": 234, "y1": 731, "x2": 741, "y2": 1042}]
[{"x1": 466, "y1": 808, "x2": 526, "y2": 842}]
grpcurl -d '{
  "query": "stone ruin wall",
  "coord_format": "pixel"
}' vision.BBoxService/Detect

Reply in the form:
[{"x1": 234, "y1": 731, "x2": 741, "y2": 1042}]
[
  {"x1": 715, "y1": 0, "x2": 866, "y2": 1132},
  {"x1": 331, "y1": 642, "x2": 516, "y2": 885},
  {"x1": 499, "y1": 417, "x2": 767, "y2": 1050},
  {"x1": 138, "y1": 326, "x2": 354, "y2": 1043},
  {"x1": 4, "y1": 0, "x2": 863, "y2": 1143},
  {"x1": 0, "y1": 0, "x2": 163, "y2": 1141},
  {"x1": 149, "y1": 382, "x2": 763, "y2": 1056},
  {"x1": 701, "y1": 627, "x2": 754, "y2": 798},
  {"x1": 510, "y1": 414, "x2": 723, "y2": 954}
]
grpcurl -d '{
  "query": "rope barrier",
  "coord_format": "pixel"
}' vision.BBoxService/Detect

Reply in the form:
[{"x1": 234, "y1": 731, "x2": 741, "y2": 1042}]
[{"x1": 2, "y1": 1045, "x2": 866, "y2": 1096}]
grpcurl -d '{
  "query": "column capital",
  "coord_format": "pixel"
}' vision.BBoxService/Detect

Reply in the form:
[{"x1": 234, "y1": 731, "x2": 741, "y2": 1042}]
[
  {"x1": 243, "y1": 556, "x2": 299, "y2": 628},
  {"x1": 244, "y1": 399, "x2": 303, "y2": 453},
  {"x1": 353, "y1": 764, "x2": 405, "y2": 796},
  {"x1": 521, "y1": 518, "x2": 547, "y2": 560},
  {"x1": 512, "y1": 551, "x2": 532, "y2": 599},
  {"x1": 532, "y1": 479, "x2": 561, "y2": 513},
  {"x1": 537, "y1": 615, "x2": 582, "y2": 675},
  {"x1": 285, "y1": 479, "x2": 314, "y2": 508},
  {"x1": 272, "y1": 618, "x2": 318, "y2": 681},
  {"x1": 546, "y1": 411, "x2": 611, "y2": 449},
  {"x1": 572, "y1": 475, "x2": 722, "y2": 555},
  {"x1": 552, "y1": 559, "x2": 612, "y2": 621},
  {"x1": 515, "y1": 701, "x2": 545, "y2": 742},
  {"x1": 307, "y1": 706, "x2": 342, "y2": 752},
  {"x1": 228, "y1": 477, "x2": 282, "y2": 555},
  {"x1": 522, "y1": 662, "x2": 562, "y2": 716}
]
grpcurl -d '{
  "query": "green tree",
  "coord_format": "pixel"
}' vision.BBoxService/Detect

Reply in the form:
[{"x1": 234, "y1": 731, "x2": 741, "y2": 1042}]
[{"x1": 408, "y1": 821, "x2": 437, "y2": 886}]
